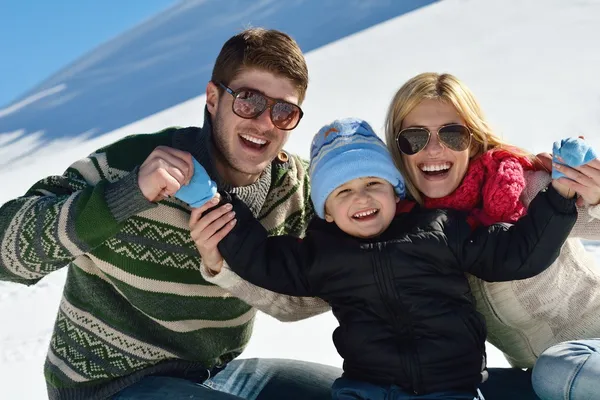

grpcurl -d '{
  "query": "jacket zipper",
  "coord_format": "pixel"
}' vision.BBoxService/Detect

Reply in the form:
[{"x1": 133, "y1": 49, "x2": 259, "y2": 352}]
[{"x1": 371, "y1": 243, "x2": 423, "y2": 394}]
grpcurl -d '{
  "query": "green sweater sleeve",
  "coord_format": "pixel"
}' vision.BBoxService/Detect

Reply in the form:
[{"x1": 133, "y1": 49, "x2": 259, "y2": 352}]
[{"x1": 0, "y1": 160, "x2": 155, "y2": 285}]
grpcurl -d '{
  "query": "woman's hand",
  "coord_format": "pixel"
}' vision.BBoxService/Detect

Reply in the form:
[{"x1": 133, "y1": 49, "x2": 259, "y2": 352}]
[
  {"x1": 189, "y1": 195, "x2": 237, "y2": 274},
  {"x1": 552, "y1": 158, "x2": 600, "y2": 205},
  {"x1": 537, "y1": 150, "x2": 600, "y2": 206}
]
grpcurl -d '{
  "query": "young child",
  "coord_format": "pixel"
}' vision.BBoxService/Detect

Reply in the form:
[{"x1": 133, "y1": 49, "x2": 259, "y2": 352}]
[{"x1": 189, "y1": 118, "x2": 577, "y2": 400}]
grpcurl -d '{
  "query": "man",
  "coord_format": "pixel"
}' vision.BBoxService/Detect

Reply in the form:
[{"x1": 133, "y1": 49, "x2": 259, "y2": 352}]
[{"x1": 0, "y1": 28, "x2": 339, "y2": 400}]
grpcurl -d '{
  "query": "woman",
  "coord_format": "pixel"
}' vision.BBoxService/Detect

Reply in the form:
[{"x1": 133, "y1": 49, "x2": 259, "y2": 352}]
[{"x1": 384, "y1": 72, "x2": 600, "y2": 400}]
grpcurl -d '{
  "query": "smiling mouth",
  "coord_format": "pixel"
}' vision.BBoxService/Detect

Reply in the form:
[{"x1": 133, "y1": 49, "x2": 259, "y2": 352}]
[
  {"x1": 240, "y1": 133, "x2": 270, "y2": 150},
  {"x1": 352, "y1": 208, "x2": 379, "y2": 220},
  {"x1": 419, "y1": 162, "x2": 452, "y2": 177}
]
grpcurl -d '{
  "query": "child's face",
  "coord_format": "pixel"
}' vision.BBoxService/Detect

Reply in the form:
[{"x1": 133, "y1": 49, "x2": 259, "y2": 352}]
[{"x1": 324, "y1": 177, "x2": 398, "y2": 239}]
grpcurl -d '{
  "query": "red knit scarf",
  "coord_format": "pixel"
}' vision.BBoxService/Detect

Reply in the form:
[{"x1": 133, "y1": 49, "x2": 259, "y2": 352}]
[{"x1": 422, "y1": 149, "x2": 535, "y2": 227}]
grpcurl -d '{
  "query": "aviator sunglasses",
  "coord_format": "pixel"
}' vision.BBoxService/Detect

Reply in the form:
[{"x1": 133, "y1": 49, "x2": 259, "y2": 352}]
[
  {"x1": 217, "y1": 82, "x2": 304, "y2": 130},
  {"x1": 395, "y1": 124, "x2": 472, "y2": 155}
]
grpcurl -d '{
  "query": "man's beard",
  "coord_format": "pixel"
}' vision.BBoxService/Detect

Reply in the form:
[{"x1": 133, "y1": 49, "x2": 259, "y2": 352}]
[{"x1": 212, "y1": 113, "x2": 269, "y2": 177}]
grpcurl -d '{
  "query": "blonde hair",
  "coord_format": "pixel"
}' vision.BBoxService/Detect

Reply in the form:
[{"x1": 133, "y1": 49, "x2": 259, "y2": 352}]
[{"x1": 384, "y1": 72, "x2": 535, "y2": 203}]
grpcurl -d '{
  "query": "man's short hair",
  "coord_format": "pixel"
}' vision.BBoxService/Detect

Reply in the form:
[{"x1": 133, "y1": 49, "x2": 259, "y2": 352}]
[{"x1": 211, "y1": 28, "x2": 309, "y2": 104}]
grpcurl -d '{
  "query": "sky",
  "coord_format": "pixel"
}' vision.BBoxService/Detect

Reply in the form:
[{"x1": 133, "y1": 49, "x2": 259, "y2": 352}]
[
  {"x1": 0, "y1": 0, "x2": 177, "y2": 107},
  {"x1": 0, "y1": 0, "x2": 436, "y2": 146}
]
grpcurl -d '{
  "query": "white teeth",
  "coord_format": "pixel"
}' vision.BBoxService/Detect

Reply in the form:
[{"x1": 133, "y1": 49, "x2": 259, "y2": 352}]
[
  {"x1": 241, "y1": 134, "x2": 267, "y2": 145},
  {"x1": 353, "y1": 209, "x2": 378, "y2": 218},
  {"x1": 420, "y1": 163, "x2": 451, "y2": 172}
]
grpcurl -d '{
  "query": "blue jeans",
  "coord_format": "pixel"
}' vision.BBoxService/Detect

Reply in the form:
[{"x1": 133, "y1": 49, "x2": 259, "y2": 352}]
[
  {"x1": 531, "y1": 339, "x2": 600, "y2": 400},
  {"x1": 331, "y1": 377, "x2": 483, "y2": 400},
  {"x1": 113, "y1": 358, "x2": 341, "y2": 399}
]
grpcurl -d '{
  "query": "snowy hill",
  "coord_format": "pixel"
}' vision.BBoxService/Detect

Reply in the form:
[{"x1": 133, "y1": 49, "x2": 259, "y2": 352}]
[
  {"x1": 1, "y1": 0, "x2": 600, "y2": 398},
  {"x1": 0, "y1": 0, "x2": 435, "y2": 171}
]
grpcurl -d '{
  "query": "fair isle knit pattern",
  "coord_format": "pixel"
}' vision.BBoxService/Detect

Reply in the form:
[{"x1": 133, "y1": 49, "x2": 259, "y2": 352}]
[
  {"x1": 468, "y1": 170, "x2": 600, "y2": 368},
  {"x1": 0, "y1": 120, "x2": 314, "y2": 399}
]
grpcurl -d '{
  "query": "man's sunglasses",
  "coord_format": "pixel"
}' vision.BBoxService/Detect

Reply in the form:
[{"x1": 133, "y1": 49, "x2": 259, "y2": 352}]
[
  {"x1": 395, "y1": 124, "x2": 472, "y2": 155},
  {"x1": 217, "y1": 82, "x2": 304, "y2": 130}
]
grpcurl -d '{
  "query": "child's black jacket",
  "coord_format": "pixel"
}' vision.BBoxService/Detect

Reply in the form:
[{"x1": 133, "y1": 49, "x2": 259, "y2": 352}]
[{"x1": 217, "y1": 186, "x2": 576, "y2": 394}]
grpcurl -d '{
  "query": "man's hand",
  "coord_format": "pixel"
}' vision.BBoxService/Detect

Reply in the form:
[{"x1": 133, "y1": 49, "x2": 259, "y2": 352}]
[
  {"x1": 138, "y1": 146, "x2": 195, "y2": 202},
  {"x1": 189, "y1": 195, "x2": 237, "y2": 274}
]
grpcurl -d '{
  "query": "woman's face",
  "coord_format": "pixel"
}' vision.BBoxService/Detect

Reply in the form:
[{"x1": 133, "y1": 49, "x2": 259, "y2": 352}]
[{"x1": 401, "y1": 99, "x2": 471, "y2": 199}]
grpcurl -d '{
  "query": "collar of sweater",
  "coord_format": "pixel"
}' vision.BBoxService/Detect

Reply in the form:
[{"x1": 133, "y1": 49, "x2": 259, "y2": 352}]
[{"x1": 172, "y1": 107, "x2": 272, "y2": 217}]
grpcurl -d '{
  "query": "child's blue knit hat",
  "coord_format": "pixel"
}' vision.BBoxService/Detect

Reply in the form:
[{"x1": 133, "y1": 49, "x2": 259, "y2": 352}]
[{"x1": 309, "y1": 118, "x2": 406, "y2": 219}]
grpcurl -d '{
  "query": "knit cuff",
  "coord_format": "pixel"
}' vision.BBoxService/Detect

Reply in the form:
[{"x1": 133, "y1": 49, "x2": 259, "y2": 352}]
[
  {"x1": 200, "y1": 260, "x2": 239, "y2": 288},
  {"x1": 546, "y1": 184, "x2": 577, "y2": 213},
  {"x1": 589, "y1": 203, "x2": 600, "y2": 220},
  {"x1": 105, "y1": 167, "x2": 157, "y2": 223}
]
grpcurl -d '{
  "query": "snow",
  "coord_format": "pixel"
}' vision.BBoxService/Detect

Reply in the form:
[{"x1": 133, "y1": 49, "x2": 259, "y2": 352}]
[{"x1": 1, "y1": 0, "x2": 600, "y2": 398}]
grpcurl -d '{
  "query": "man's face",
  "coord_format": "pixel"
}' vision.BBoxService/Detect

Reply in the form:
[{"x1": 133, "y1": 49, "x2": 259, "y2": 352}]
[{"x1": 207, "y1": 69, "x2": 300, "y2": 184}]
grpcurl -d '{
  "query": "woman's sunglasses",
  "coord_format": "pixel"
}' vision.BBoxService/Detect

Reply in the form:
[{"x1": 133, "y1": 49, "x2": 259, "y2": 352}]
[
  {"x1": 395, "y1": 124, "x2": 472, "y2": 155},
  {"x1": 217, "y1": 82, "x2": 304, "y2": 130}
]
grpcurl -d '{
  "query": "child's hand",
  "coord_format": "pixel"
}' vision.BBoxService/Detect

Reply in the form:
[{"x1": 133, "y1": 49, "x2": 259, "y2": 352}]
[
  {"x1": 189, "y1": 195, "x2": 237, "y2": 274},
  {"x1": 551, "y1": 178, "x2": 577, "y2": 199}
]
